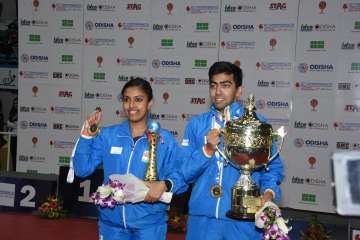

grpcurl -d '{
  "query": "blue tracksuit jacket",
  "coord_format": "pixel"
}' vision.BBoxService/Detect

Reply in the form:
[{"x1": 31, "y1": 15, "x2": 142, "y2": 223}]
[
  {"x1": 180, "y1": 102, "x2": 284, "y2": 225},
  {"x1": 73, "y1": 120, "x2": 185, "y2": 231}
]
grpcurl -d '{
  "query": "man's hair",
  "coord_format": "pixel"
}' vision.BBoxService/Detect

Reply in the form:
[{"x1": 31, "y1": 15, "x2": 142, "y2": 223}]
[
  {"x1": 208, "y1": 61, "x2": 243, "y2": 87},
  {"x1": 121, "y1": 77, "x2": 153, "y2": 101}
]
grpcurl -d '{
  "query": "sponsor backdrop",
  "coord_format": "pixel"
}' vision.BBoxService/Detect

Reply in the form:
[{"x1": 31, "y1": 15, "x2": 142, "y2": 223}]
[{"x1": 16, "y1": 0, "x2": 360, "y2": 213}]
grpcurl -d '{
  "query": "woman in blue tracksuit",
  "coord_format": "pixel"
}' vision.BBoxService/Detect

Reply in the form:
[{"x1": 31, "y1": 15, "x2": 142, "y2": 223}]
[
  {"x1": 180, "y1": 61, "x2": 284, "y2": 240},
  {"x1": 72, "y1": 78, "x2": 184, "y2": 240}
]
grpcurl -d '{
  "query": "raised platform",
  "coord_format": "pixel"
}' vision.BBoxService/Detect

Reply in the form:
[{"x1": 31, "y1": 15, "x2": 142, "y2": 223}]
[{"x1": 0, "y1": 212, "x2": 185, "y2": 240}]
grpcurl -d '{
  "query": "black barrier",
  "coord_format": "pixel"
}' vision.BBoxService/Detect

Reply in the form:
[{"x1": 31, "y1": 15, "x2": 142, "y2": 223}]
[
  {"x1": 0, "y1": 171, "x2": 57, "y2": 212},
  {"x1": 58, "y1": 166, "x2": 103, "y2": 218}
]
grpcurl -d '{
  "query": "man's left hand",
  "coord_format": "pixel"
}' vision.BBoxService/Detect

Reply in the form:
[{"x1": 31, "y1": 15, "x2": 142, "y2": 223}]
[
  {"x1": 144, "y1": 181, "x2": 167, "y2": 203},
  {"x1": 260, "y1": 190, "x2": 274, "y2": 207}
]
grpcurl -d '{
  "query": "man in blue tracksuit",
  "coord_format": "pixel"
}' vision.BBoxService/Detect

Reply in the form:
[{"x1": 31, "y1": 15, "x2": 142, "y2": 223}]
[
  {"x1": 71, "y1": 78, "x2": 185, "y2": 240},
  {"x1": 180, "y1": 61, "x2": 284, "y2": 239}
]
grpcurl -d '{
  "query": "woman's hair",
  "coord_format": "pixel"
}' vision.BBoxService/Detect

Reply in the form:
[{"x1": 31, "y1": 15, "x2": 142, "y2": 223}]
[{"x1": 121, "y1": 78, "x2": 153, "y2": 101}]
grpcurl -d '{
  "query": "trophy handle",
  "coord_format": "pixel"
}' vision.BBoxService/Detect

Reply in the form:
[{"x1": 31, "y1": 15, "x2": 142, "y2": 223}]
[{"x1": 264, "y1": 126, "x2": 286, "y2": 170}]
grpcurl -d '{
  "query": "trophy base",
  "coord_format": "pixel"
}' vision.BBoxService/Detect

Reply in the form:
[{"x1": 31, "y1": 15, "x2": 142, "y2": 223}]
[{"x1": 226, "y1": 210, "x2": 255, "y2": 220}]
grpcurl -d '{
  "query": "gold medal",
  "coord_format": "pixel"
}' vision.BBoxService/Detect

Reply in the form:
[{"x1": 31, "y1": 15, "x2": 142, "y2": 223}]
[
  {"x1": 211, "y1": 184, "x2": 223, "y2": 198},
  {"x1": 88, "y1": 124, "x2": 100, "y2": 136}
]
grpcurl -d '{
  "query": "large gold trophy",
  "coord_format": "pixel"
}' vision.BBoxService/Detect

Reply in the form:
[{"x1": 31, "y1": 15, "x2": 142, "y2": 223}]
[
  {"x1": 217, "y1": 94, "x2": 286, "y2": 220},
  {"x1": 144, "y1": 121, "x2": 160, "y2": 181}
]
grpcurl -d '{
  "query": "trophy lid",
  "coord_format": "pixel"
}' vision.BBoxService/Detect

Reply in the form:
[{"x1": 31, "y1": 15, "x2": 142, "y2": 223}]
[{"x1": 238, "y1": 93, "x2": 259, "y2": 125}]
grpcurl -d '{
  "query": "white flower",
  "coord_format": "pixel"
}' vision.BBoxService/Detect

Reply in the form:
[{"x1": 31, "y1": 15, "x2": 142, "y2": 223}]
[
  {"x1": 113, "y1": 189, "x2": 125, "y2": 202},
  {"x1": 276, "y1": 217, "x2": 291, "y2": 234},
  {"x1": 98, "y1": 185, "x2": 112, "y2": 198},
  {"x1": 255, "y1": 213, "x2": 266, "y2": 229}
]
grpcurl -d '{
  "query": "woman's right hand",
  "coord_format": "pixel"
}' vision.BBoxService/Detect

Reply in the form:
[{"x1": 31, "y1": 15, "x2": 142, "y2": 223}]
[{"x1": 82, "y1": 107, "x2": 102, "y2": 137}]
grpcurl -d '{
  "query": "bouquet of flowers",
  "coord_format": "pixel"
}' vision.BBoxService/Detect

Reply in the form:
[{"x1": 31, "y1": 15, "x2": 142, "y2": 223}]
[
  {"x1": 91, "y1": 174, "x2": 172, "y2": 208},
  {"x1": 35, "y1": 195, "x2": 65, "y2": 219},
  {"x1": 91, "y1": 179, "x2": 126, "y2": 208},
  {"x1": 255, "y1": 201, "x2": 291, "y2": 240}
]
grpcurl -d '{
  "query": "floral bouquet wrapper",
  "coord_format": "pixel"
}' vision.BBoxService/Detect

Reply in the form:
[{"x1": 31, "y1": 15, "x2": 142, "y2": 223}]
[
  {"x1": 91, "y1": 173, "x2": 173, "y2": 208},
  {"x1": 255, "y1": 201, "x2": 292, "y2": 240}
]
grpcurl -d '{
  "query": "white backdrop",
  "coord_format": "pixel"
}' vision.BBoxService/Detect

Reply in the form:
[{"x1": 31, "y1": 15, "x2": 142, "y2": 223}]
[{"x1": 18, "y1": 0, "x2": 360, "y2": 213}]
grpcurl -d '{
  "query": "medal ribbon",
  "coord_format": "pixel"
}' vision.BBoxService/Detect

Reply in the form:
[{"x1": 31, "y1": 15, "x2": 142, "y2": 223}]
[{"x1": 210, "y1": 106, "x2": 232, "y2": 196}]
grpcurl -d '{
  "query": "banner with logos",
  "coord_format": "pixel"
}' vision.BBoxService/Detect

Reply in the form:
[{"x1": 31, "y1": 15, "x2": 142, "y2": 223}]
[
  {"x1": 18, "y1": 0, "x2": 83, "y2": 174},
  {"x1": 18, "y1": 0, "x2": 360, "y2": 213},
  {"x1": 284, "y1": 0, "x2": 360, "y2": 213}
]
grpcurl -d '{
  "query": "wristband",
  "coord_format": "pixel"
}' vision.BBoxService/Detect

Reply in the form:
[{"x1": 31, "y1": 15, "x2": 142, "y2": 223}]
[{"x1": 164, "y1": 179, "x2": 172, "y2": 192}]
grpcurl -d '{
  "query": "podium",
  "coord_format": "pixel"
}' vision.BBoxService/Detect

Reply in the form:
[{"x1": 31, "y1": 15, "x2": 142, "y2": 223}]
[
  {"x1": 0, "y1": 171, "x2": 57, "y2": 212},
  {"x1": 58, "y1": 166, "x2": 103, "y2": 218}
]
